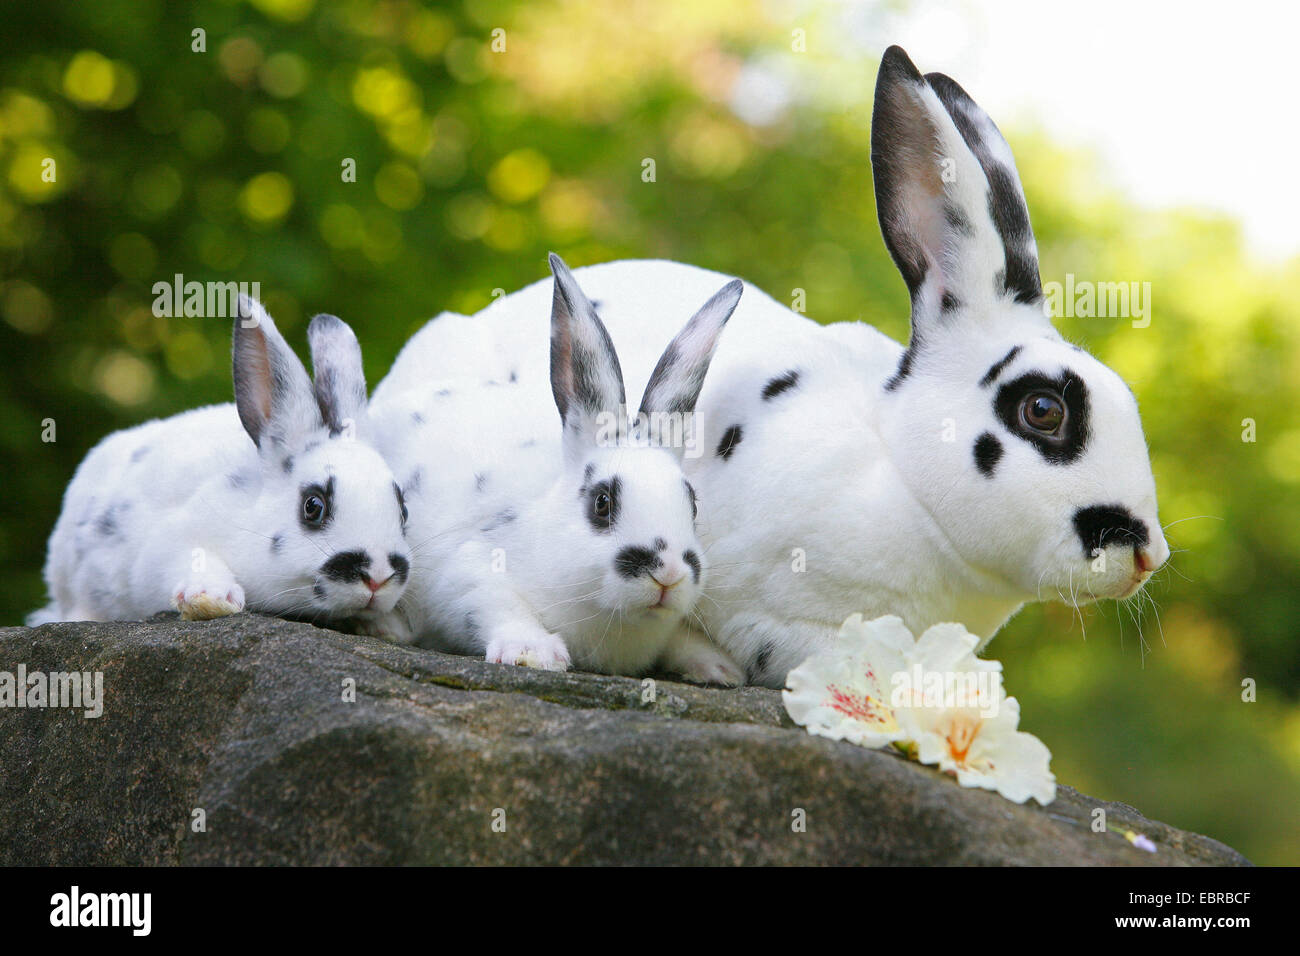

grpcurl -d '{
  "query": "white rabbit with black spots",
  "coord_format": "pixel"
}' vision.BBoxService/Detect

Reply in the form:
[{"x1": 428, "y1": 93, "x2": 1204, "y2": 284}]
[
  {"x1": 372, "y1": 255, "x2": 745, "y2": 683},
  {"x1": 31, "y1": 297, "x2": 412, "y2": 638},
  {"x1": 374, "y1": 47, "x2": 1170, "y2": 687}
]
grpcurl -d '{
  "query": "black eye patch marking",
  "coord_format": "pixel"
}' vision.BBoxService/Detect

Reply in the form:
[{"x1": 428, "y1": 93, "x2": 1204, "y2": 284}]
[
  {"x1": 940, "y1": 292, "x2": 961, "y2": 313},
  {"x1": 615, "y1": 545, "x2": 663, "y2": 579},
  {"x1": 979, "y1": 346, "x2": 1022, "y2": 387},
  {"x1": 299, "y1": 477, "x2": 335, "y2": 532},
  {"x1": 1072, "y1": 505, "x2": 1149, "y2": 559},
  {"x1": 716, "y1": 424, "x2": 743, "y2": 460},
  {"x1": 321, "y1": 549, "x2": 369, "y2": 582},
  {"x1": 973, "y1": 432, "x2": 1003, "y2": 477},
  {"x1": 481, "y1": 508, "x2": 517, "y2": 533},
  {"x1": 582, "y1": 476, "x2": 621, "y2": 532},
  {"x1": 994, "y1": 371, "x2": 1090, "y2": 464},
  {"x1": 653, "y1": 537, "x2": 667, "y2": 551},
  {"x1": 684, "y1": 480, "x2": 697, "y2": 520},
  {"x1": 762, "y1": 370, "x2": 800, "y2": 400},
  {"x1": 388, "y1": 553, "x2": 410, "y2": 584},
  {"x1": 682, "y1": 549, "x2": 701, "y2": 583}
]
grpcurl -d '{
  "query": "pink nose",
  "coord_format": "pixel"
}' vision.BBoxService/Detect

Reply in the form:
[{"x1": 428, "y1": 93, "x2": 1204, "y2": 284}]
[{"x1": 364, "y1": 574, "x2": 391, "y2": 594}]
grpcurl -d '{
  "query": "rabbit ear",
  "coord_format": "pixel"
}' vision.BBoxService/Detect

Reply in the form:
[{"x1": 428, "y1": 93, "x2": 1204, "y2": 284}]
[
  {"x1": 232, "y1": 295, "x2": 321, "y2": 452},
  {"x1": 638, "y1": 278, "x2": 742, "y2": 424},
  {"x1": 871, "y1": 46, "x2": 1042, "y2": 334},
  {"x1": 308, "y1": 313, "x2": 369, "y2": 438},
  {"x1": 548, "y1": 253, "x2": 627, "y2": 455}
]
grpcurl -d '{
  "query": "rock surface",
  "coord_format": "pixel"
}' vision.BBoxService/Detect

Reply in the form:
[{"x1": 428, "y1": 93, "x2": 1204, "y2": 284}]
[{"x1": 0, "y1": 615, "x2": 1249, "y2": 865}]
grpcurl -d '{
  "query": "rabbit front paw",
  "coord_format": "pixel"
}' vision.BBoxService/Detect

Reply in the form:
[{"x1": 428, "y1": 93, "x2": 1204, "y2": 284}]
[
  {"x1": 661, "y1": 631, "x2": 746, "y2": 687},
  {"x1": 485, "y1": 628, "x2": 571, "y2": 671},
  {"x1": 173, "y1": 575, "x2": 245, "y2": 621}
]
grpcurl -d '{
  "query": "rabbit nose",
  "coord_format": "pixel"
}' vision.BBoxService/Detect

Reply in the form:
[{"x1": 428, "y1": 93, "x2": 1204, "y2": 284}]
[
  {"x1": 364, "y1": 573, "x2": 393, "y2": 593},
  {"x1": 1135, "y1": 535, "x2": 1169, "y2": 574},
  {"x1": 651, "y1": 568, "x2": 685, "y2": 590}
]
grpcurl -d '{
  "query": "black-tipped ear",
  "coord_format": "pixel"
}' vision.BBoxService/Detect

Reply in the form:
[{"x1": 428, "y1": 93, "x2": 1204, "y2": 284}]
[
  {"x1": 871, "y1": 46, "x2": 1042, "y2": 332},
  {"x1": 924, "y1": 71, "x2": 1040, "y2": 305},
  {"x1": 639, "y1": 279, "x2": 742, "y2": 420},
  {"x1": 232, "y1": 295, "x2": 320, "y2": 451},
  {"x1": 548, "y1": 253, "x2": 626, "y2": 439},
  {"x1": 307, "y1": 313, "x2": 368, "y2": 437}
]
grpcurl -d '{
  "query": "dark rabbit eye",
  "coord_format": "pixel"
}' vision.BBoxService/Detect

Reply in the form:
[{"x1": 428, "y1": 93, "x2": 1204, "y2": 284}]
[
  {"x1": 1020, "y1": 392, "x2": 1065, "y2": 434},
  {"x1": 302, "y1": 493, "x2": 327, "y2": 526},
  {"x1": 584, "y1": 477, "x2": 619, "y2": 532}
]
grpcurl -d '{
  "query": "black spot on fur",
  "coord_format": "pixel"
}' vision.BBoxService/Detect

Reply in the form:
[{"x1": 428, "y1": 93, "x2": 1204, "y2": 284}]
[
  {"x1": 282, "y1": 455, "x2": 294, "y2": 474},
  {"x1": 751, "y1": 641, "x2": 776, "y2": 683},
  {"x1": 979, "y1": 346, "x2": 1022, "y2": 387},
  {"x1": 509, "y1": 369, "x2": 519, "y2": 384},
  {"x1": 394, "y1": 483, "x2": 408, "y2": 528},
  {"x1": 435, "y1": 388, "x2": 452, "y2": 397},
  {"x1": 95, "y1": 507, "x2": 120, "y2": 537},
  {"x1": 615, "y1": 545, "x2": 663, "y2": 579},
  {"x1": 683, "y1": 549, "x2": 701, "y2": 583},
  {"x1": 973, "y1": 432, "x2": 1003, "y2": 477},
  {"x1": 481, "y1": 508, "x2": 517, "y2": 532},
  {"x1": 1072, "y1": 505, "x2": 1149, "y2": 559},
  {"x1": 130, "y1": 446, "x2": 150, "y2": 464},
  {"x1": 885, "y1": 343, "x2": 917, "y2": 391},
  {"x1": 684, "y1": 480, "x2": 697, "y2": 520},
  {"x1": 716, "y1": 425, "x2": 743, "y2": 460},
  {"x1": 321, "y1": 549, "x2": 370, "y2": 583},
  {"x1": 653, "y1": 537, "x2": 667, "y2": 552},
  {"x1": 762, "y1": 370, "x2": 800, "y2": 400},
  {"x1": 940, "y1": 292, "x2": 961, "y2": 313},
  {"x1": 994, "y1": 371, "x2": 1091, "y2": 464},
  {"x1": 474, "y1": 472, "x2": 488, "y2": 492},
  {"x1": 389, "y1": 553, "x2": 410, "y2": 584},
  {"x1": 405, "y1": 469, "x2": 422, "y2": 495},
  {"x1": 943, "y1": 202, "x2": 974, "y2": 237},
  {"x1": 411, "y1": 410, "x2": 425, "y2": 425},
  {"x1": 270, "y1": 532, "x2": 284, "y2": 554}
]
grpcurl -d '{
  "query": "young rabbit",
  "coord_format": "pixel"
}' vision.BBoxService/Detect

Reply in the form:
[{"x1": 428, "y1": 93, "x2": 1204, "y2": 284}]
[
  {"x1": 372, "y1": 255, "x2": 745, "y2": 683},
  {"x1": 30, "y1": 297, "x2": 412, "y2": 638},
  {"x1": 374, "y1": 46, "x2": 1170, "y2": 687}
]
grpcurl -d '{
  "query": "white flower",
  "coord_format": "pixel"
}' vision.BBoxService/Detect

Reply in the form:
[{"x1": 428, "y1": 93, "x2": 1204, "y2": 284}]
[
  {"x1": 896, "y1": 694, "x2": 1057, "y2": 805},
  {"x1": 783, "y1": 614, "x2": 1057, "y2": 806},
  {"x1": 782, "y1": 614, "x2": 914, "y2": 748}
]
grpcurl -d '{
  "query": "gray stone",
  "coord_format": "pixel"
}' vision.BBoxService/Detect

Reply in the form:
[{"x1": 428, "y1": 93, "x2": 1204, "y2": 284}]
[{"x1": 0, "y1": 615, "x2": 1249, "y2": 865}]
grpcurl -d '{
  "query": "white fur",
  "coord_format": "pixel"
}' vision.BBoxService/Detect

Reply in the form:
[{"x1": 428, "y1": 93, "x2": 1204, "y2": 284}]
[
  {"x1": 371, "y1": 257, "x2": 745, "y2": 684},
  {"x1": 31, "y1": 299, "x2": 412, "y2": 638},
  {"x1": 373, "y1": 50, "x2": 1169, "y2": 687}
]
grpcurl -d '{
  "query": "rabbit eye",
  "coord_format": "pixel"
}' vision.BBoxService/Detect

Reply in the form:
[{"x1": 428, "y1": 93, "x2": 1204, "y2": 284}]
[
  {"x1": 1020, "y1": 392, "x2": 1065, "y2": 434},
  {"x1": 594, "y1": 492, "x2": 611, "y2": 518},
  {"x1": 302, "y1": 493, "x2": 327, "y2": 526}
]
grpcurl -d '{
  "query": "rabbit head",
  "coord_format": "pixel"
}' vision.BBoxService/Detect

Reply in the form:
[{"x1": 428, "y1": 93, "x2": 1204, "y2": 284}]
[
  {"x1": 870, "y1": 46, "x2": 1168, "y2": 605},
  {"x1": 545, "y1": 254, "x2": 742, "y2": 626},
  {"x1": 233, "y1": 296, "x2": 411, "y2": 620}
]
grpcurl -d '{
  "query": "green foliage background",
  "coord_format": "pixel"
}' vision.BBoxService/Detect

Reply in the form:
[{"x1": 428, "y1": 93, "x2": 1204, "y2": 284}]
[{"x1": 1, "y1": 1, "x2": 1296, "y2": 862}]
